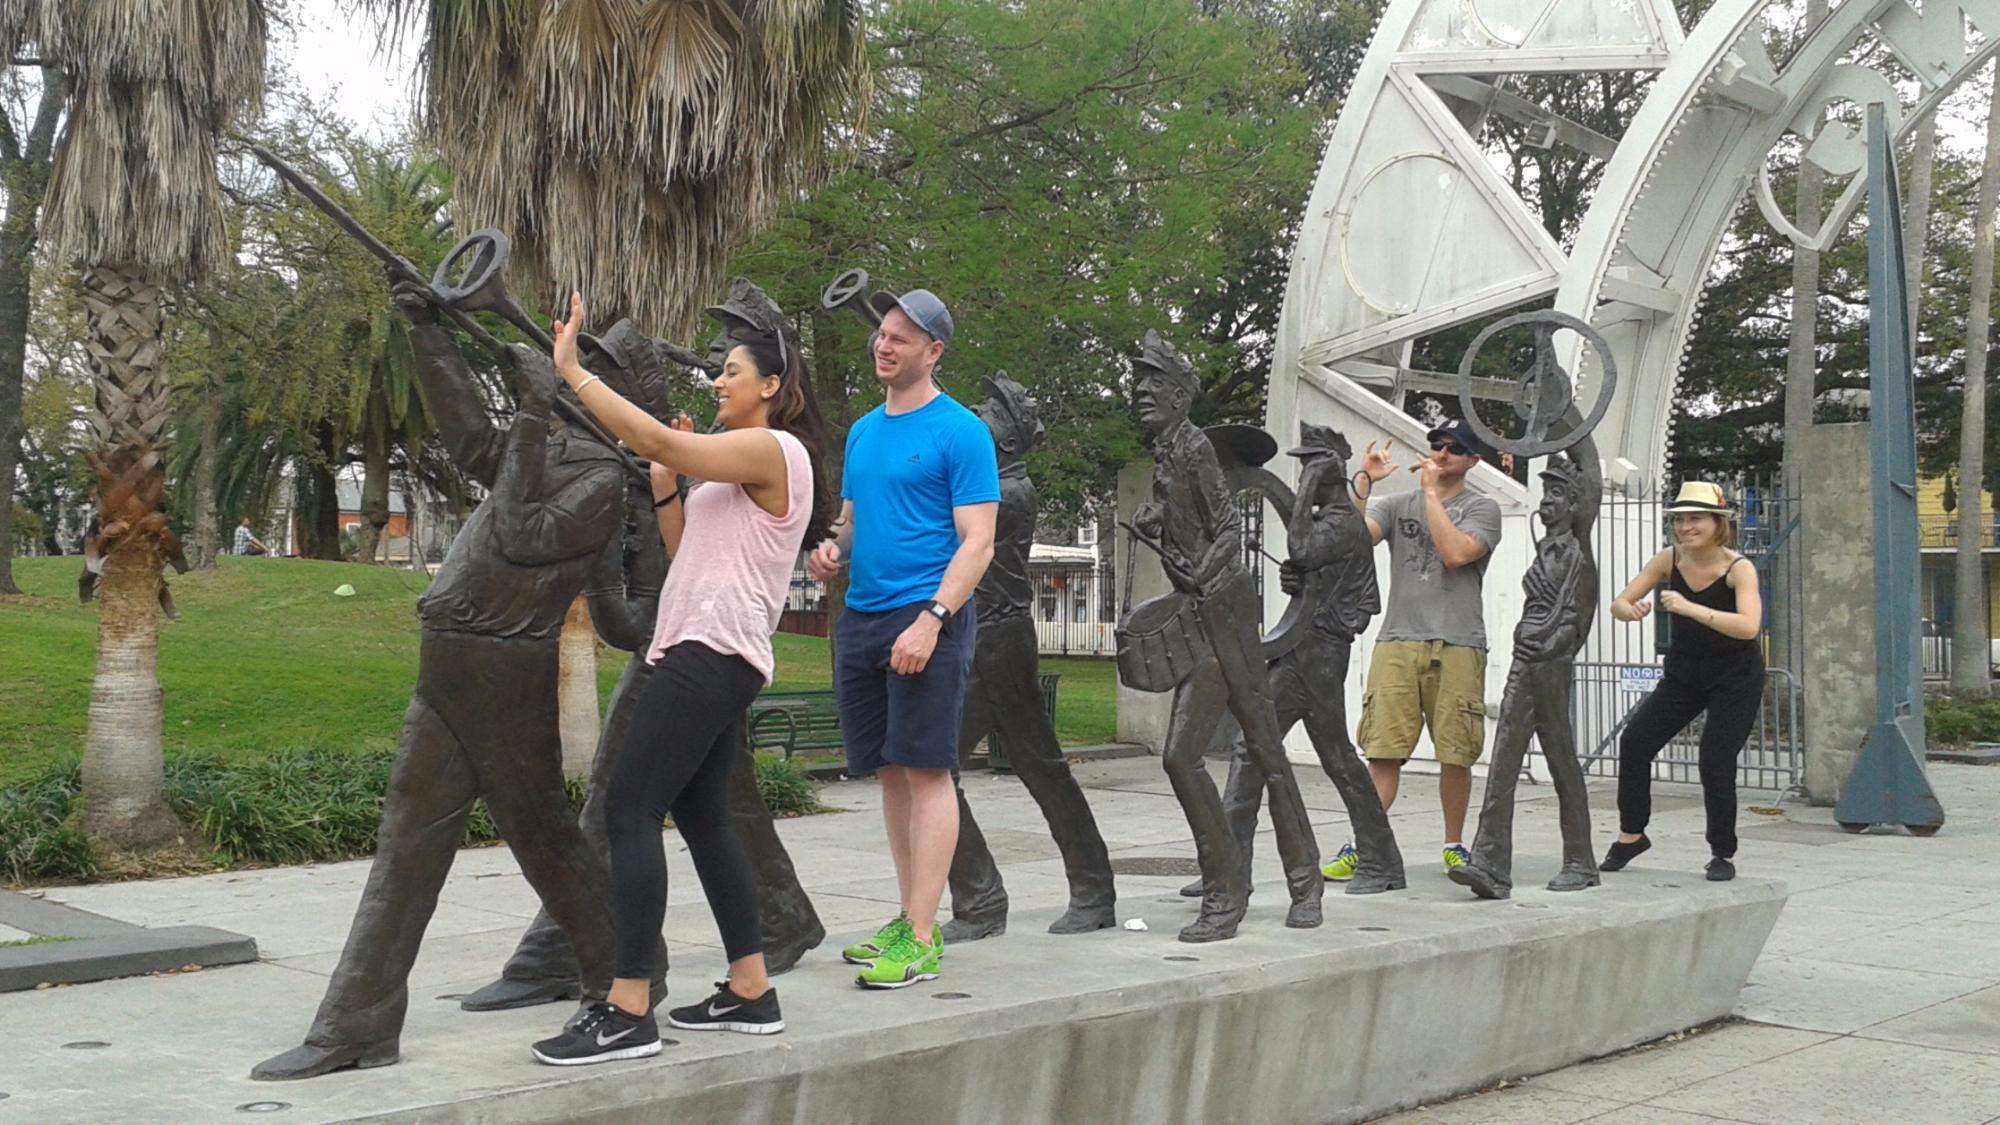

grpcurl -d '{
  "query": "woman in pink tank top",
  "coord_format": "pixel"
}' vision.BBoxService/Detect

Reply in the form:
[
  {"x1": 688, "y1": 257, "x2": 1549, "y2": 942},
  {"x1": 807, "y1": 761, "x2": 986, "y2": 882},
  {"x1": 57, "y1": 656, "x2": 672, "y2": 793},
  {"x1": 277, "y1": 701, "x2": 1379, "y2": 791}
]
[{"x1": 530, "y1": 293, "x2": 832, "y2": 1064}]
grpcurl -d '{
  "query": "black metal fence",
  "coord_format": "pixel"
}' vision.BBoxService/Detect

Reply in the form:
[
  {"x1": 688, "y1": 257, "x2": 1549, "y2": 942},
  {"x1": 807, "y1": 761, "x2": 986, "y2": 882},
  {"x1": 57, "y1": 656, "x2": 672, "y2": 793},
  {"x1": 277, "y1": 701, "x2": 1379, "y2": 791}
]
[{"x1": 1557, "y1": 473, "x2": 1807, "y2": 800}]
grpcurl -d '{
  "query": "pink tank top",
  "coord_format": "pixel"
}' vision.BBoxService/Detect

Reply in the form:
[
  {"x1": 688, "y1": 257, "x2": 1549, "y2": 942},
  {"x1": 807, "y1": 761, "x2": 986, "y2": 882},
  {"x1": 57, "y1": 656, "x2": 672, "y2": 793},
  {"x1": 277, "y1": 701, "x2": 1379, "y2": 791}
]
[{"x1": 646, "y1": 429, "x2": 812, "y2": 685}]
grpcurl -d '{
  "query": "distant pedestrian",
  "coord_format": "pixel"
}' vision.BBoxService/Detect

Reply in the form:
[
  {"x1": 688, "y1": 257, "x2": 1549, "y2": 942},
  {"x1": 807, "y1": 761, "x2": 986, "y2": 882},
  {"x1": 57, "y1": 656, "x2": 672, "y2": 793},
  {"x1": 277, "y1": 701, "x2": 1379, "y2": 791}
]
[
  {"x1": 807, "y1": 285, "x2": 998, "y2": 989},
  {"x1": 1601, "y1": 481, "x2": 1763, "y2": 883},
  {"x1": 234, "y1": 518, "x2": 269, "y2": 556}
]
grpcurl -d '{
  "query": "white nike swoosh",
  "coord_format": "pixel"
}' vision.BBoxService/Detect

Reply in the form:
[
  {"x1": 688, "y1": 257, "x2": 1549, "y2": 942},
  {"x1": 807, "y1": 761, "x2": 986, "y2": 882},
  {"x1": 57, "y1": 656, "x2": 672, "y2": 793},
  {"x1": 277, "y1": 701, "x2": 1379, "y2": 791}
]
[
  {"x1": 707, "y1": 1003, "x2": 742, "y2": 1017},
  {"x1": 595, "y1": 1026, "x2": 635, "y2": 1047}
]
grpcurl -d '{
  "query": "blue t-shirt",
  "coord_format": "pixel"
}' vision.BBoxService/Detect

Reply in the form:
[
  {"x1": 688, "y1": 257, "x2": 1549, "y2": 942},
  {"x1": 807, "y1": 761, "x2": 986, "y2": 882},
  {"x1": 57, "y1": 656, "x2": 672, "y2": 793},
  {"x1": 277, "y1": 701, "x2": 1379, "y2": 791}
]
[{"x1": 841, "y1": 394, "x2": 1001, "y2": 613}]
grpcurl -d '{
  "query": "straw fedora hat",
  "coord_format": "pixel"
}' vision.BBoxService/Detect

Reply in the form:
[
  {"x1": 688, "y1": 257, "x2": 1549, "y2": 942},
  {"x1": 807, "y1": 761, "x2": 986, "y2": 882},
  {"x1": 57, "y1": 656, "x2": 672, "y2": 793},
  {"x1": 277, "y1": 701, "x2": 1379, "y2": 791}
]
[{"x1": 1663, "y1": 480, "x2": 1732, "y2": 515}]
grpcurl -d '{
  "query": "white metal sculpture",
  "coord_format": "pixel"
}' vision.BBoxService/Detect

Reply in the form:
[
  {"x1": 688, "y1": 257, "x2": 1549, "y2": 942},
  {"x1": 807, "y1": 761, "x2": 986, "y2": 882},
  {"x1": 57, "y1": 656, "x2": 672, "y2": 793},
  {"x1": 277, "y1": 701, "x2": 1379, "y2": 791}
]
[
  {"x1": 1268, "y1": 0, "x2": 2000, "y2": 763},
  {"x1": 1275, "y1": 0, "x2": 2000, "y2": 494}
]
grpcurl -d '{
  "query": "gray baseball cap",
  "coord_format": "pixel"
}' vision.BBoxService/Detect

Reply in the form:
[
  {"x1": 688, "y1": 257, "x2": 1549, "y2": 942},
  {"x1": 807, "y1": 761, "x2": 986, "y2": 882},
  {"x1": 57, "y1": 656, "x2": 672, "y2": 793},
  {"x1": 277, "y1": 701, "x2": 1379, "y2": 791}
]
[{"x1": 867, "y1": 287, "x2": 954, "y2": 346}]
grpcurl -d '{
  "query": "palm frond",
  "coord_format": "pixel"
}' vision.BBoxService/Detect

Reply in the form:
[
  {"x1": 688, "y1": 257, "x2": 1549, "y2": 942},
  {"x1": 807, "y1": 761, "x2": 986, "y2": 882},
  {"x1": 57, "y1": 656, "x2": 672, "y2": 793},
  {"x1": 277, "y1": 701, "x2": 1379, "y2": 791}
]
[
  {"x1": 352, "y1": 0, "x2": 867, "y2": 334},
  {"x1": 36, "y1": 0, "x2": 269, "y2": 283}
]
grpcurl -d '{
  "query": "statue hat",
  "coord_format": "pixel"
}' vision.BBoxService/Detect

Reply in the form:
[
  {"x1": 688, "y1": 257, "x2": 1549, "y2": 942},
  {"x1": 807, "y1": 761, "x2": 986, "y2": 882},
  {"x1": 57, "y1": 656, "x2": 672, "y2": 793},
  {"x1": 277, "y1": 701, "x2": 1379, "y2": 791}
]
[
  {"x1": 1131, "y1": 330, "x2": 1197, "y2": 394},
  {"x1": 705, "y1": 277, "x2": 788, "y2": 344},
  {"x1": 979, "y1": 371, "x2": 1045, "y2": 451},
  {"x1": 1287, "y1": 420, "x2": 1352, "y2": 463}
]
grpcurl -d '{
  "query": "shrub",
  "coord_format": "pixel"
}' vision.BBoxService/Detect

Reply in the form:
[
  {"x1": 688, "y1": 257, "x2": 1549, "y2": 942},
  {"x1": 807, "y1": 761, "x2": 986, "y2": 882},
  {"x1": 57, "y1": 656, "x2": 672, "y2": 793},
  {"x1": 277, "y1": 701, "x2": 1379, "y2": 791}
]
[
  {"x1": 1927, "y1": 690, "x2": 2000, "y2": 748},
  {"x1": 754, "y1": 752, "x2": 825, "y2": 817},
  {"x1": 0, "y1": 759, "x2": 95, "y2": 885},
  {"x1": 2, "y1": 744, "x2": 798, "y2": 884}
]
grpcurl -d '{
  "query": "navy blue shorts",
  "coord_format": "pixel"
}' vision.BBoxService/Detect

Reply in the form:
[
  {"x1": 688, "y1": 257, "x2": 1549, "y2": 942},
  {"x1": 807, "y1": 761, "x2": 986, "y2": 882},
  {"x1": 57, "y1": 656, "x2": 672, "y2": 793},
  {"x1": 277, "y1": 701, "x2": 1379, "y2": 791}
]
[{"x1": 835, "y1": 601, "x2": 978, "y2": 774}]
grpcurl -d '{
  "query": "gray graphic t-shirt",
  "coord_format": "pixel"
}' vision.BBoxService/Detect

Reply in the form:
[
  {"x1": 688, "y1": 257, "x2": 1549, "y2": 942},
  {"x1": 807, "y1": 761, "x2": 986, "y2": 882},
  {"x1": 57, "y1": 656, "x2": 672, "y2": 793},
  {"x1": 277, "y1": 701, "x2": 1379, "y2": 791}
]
[{"x1": 1366, "y1": 487, "x2": 1504, "y2": 650}]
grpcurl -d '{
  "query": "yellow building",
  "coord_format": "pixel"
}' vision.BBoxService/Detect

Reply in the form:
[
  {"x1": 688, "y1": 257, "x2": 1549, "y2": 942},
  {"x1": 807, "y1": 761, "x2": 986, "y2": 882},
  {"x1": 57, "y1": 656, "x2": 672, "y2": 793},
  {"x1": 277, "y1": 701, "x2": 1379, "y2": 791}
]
[{"x1": 1917, "y1": 474, "x2": 1999, "y2": 648}]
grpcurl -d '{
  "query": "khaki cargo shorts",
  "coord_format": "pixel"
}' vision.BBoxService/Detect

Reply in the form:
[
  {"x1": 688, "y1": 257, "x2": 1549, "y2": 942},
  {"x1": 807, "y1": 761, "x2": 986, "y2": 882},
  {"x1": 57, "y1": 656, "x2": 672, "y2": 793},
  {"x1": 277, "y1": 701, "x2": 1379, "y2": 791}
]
[{"x1": 1358, "y1": 640, "x2": 1488, "y2": 767}]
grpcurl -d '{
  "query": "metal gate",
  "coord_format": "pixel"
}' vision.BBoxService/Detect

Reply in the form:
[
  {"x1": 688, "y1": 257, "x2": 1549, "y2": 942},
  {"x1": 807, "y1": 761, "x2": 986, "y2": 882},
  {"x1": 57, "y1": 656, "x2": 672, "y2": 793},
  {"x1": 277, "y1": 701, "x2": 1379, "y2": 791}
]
[{"x1": 1557, "y1": 474, "x2": 1807, "y2": 800}]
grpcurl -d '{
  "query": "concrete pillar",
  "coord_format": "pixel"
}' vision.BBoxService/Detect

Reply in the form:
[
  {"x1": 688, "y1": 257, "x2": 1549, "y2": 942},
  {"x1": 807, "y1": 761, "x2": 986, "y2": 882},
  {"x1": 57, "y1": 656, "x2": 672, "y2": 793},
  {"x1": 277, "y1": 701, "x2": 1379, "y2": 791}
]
[
  {"x1": 1115, "y1": 459, "x2": 1171, "y2": 751},
  {"x1": 1802, "y1": 422, "x2": 1875, "y2": 804}
]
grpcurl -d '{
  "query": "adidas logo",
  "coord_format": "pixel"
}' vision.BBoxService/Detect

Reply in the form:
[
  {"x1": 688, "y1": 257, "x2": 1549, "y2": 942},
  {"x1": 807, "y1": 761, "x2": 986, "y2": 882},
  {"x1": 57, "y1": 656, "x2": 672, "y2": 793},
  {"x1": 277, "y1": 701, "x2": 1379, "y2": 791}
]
[{"x1": 909, "y1": 454, "x2": 922, "y2": 463}]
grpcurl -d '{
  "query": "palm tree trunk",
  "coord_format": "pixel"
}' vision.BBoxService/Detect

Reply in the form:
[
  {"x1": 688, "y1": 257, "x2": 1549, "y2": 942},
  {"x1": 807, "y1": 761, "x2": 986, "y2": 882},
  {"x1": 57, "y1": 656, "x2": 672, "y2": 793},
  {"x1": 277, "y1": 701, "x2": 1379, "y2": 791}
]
[
  {"x1": 1774, "y1": 0, "x2": 1829, "y2": 680},
  {"x1": 557, "y1": 595, "x2": 600, "y2": 779},
  {"x1": 1952, "y1": 76, "x2": 2000, "y2": 700},
  {"x1": 78, "y1": 265, "x2": 183, "y2": 850},
  {"x1": 356, "y1": 424, "x2": 390, "y2": 564},
  {"x1": 189, "y1": 369, "x2": 224, "y2": 569},
  {"x1": 1905, "y1": 112, "x2": 1938, "y2": 338},
  {"x1": 1781, "y1": 0, "x2": 1828, "y2": 504}
]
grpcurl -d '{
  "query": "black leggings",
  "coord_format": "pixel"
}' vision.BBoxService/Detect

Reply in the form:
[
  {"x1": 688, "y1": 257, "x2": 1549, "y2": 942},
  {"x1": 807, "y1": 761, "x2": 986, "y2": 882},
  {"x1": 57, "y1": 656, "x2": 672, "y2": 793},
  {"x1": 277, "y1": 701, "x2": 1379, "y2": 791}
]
[
  {"x1": 606, "y1": 641, "x2": 766, "y2": 979},
  {"x1": 1617, "y1": 667, "x2": 1764, "y2": 859}
]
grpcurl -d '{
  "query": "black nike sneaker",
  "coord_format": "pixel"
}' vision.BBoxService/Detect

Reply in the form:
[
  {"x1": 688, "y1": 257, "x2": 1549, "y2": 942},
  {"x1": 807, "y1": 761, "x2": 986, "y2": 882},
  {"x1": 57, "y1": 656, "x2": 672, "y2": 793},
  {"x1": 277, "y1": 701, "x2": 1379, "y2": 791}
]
[
  {"x1": 666, "y1": 980, "x2": 785, "y2": 1036},
  {"x1": 530, "y1": 1000, "x2": 663, "y2": 1066}
]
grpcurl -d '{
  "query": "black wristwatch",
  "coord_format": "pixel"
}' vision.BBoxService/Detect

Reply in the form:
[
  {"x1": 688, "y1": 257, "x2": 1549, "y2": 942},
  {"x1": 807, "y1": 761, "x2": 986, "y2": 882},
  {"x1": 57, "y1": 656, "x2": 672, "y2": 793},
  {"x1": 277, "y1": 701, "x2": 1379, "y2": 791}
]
[{"x1": 922, "y1": 599, "x2": 952, "y2": 625}]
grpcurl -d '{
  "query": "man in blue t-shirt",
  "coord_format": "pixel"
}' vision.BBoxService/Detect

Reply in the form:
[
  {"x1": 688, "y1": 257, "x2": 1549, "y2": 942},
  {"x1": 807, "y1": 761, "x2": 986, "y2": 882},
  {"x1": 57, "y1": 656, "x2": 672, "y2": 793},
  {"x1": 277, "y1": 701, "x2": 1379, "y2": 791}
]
[{"x1": 807, "y1": 286, "x2": 998, "y2": 990}]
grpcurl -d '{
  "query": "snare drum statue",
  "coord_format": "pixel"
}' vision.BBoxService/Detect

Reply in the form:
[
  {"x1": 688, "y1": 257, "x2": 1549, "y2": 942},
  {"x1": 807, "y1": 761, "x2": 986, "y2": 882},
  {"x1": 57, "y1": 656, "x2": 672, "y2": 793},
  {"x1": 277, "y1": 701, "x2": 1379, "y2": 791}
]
[{"x1": 1120, "y1": 331, "x2": 1324, "y2": 942}]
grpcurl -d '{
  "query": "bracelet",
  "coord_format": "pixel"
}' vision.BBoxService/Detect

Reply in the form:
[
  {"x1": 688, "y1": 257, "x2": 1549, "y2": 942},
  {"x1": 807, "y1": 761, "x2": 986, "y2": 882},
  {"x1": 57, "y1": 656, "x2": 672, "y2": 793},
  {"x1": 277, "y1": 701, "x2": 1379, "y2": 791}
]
[
  {"x1": 652, "y1": 489, "x2": 680, "y2": 509},
  {"x1": 574, "y1": 374, "x2": 602, "y2": 393}
]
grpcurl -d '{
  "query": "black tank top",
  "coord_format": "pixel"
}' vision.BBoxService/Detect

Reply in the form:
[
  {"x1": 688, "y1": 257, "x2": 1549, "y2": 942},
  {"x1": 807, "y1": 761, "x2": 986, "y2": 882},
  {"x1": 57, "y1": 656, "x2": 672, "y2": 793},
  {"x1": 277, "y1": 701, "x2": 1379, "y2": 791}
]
[{"x1": 1664, "y1": 551, "x2": 1762, "y2": 674}]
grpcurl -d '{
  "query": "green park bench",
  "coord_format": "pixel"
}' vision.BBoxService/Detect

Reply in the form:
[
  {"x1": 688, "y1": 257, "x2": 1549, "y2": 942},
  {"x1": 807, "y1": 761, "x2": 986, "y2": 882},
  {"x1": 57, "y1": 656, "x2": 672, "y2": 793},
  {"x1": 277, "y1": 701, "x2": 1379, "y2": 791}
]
[
  {"x1": 745, "y1": 674, "x2": 1062, "y2": 768},
  {"x1": 748, "y1": 690, "x2": 844, "y2": 759}
]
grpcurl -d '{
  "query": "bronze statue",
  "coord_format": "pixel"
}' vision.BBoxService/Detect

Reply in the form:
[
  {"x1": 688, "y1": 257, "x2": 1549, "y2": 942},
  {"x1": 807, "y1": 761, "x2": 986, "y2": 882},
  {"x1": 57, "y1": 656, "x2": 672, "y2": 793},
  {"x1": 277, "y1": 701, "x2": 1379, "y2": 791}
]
[
  {"x1": 945, "y1": 373, "x2": 1116, "y2": 941},
  {"x1": 1194, "y1": 422, "x2": 1406, "y2": 898},
  {"x1": 456, "y1": 283, "x2": 827, "y2": 1011},
  {"x1": 1119, "y1": 331, "x2": 1323, "y2": 942},
  {"x1": 254, "y1": 279, "x2": 640, "y2": 1080},
  {"x1": 1444, "y1": 308, "x2": 1618, "y2": 900},
  {"x1": 1449, "y1": 451, "x2": 1601, "y2": 897}
]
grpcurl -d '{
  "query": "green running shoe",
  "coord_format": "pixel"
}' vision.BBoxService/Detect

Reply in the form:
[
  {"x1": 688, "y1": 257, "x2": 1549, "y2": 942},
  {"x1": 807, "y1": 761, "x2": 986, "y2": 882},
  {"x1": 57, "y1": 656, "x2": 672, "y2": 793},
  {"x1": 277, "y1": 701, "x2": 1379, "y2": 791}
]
[
  {"x1": 1443, "y1": 843, "x2": 1471, "y2": 870},
  {"x1": 1320, "y1": 843, "x2": 1359, "y2": 881},
  {"x1": 842, "y1": 916, "x2": 943, "y2": 966},
  {"x1": 842, "y1": 914, "x2": 906, "y2": 966},
  {"x1": 856, "y1": 919, "x2": 938, "y2": 990}
]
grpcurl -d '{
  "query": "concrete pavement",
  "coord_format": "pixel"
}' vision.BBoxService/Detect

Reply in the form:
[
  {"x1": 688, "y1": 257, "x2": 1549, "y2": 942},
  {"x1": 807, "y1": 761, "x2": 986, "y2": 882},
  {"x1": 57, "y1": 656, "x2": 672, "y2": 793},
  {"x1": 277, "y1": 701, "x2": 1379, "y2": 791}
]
[{"x1": 1376, "y1": 760, "x2": 2000, "y2": 1125}]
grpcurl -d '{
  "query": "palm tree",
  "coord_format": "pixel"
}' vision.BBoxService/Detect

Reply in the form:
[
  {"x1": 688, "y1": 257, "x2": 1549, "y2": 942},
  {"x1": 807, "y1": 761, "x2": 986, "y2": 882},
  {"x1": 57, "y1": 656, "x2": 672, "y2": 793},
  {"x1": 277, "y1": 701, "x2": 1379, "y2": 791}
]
[
  {"x1": 19, "y1": 0, "x2": 269, "y2": 849},
  {"x1": 1953, "y1": 71, "x2": 1998, "y2": 700},
  {"x1": 360, "y1": 0, "x2": 867, "y2": 334}
]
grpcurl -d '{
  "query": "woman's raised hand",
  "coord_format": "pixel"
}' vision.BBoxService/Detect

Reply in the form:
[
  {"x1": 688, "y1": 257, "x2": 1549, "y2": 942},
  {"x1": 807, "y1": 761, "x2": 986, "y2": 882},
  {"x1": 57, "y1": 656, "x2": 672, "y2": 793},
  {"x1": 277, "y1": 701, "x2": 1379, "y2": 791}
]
[{"x1": 552, "y1": 292, "x2": 585, "y2": 373}]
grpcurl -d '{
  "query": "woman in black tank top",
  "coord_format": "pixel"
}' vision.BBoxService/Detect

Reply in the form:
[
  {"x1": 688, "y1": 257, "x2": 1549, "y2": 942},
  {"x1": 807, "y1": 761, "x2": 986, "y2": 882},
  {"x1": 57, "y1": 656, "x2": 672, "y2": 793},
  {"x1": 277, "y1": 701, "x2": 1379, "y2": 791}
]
[{"x1": 1600, "y1": 482, "x2": 1765, "y2": 882}]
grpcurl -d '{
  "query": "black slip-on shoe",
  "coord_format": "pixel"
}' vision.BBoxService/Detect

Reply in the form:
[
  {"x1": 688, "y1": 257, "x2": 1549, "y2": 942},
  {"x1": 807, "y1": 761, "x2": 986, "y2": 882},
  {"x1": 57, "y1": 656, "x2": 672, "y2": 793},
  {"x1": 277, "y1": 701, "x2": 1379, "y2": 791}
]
[{"x1": 1600, "y1": 836, "x2": 1652, "y2": 872}]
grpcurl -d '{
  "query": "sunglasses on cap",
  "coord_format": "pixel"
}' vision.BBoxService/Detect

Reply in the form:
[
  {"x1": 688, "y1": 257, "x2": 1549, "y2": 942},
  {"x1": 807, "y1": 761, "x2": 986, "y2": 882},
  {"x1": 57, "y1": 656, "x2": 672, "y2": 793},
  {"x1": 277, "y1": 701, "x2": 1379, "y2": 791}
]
[{"x1": 1430, "y1": 440, "x2": 1471, "y2": 457}]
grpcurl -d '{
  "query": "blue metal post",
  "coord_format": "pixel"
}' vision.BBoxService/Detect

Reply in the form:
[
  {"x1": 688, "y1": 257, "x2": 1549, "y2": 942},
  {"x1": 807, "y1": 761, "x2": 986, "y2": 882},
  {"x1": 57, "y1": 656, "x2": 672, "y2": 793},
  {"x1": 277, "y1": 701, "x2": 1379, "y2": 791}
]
[{"x1": 1833, "y1": 103, "x2": 1944, "y2": 834}]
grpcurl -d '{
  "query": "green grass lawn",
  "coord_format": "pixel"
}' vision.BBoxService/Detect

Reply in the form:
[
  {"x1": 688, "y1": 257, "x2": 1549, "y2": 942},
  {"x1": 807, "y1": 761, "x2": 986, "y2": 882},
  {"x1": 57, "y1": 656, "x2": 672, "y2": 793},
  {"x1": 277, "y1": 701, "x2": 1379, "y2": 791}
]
[{"x1": 0, "y1": 556, "x2": 1119, "y2": 783}]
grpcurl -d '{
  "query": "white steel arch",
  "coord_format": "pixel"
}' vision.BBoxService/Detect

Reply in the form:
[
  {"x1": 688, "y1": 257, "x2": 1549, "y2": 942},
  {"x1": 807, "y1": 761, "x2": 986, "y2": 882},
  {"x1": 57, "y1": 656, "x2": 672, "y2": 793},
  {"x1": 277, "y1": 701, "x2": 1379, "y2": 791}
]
[{"x1": 1265, "y1": 0, "x2": 2000, "y2": 765}]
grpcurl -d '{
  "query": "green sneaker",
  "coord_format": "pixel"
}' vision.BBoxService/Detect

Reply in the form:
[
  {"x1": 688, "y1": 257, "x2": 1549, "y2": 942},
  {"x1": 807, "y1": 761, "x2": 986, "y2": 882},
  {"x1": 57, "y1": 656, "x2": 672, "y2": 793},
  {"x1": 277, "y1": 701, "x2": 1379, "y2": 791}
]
[
  {"x1": 842, "y1": 914, "x2": 906, "y2": 966},
  {"x1": 842, "y1": 916, "x2": 943, "y2": 966},
  {"x1": 1443, "y1": 844, "x2": 1471, "y2": 870},
  {"x1": 856, "y1": 920, "x2": 939, "y2": 990},
  {"x1": 1320, "y1": 842, "x2": 1359, "y2": 881}
]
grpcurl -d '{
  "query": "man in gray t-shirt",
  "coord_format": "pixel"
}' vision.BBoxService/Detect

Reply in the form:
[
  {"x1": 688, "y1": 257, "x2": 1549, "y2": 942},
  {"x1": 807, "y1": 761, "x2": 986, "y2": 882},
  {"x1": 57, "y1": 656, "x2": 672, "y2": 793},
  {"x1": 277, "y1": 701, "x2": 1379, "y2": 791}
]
[{"x1": 1322, "y1": 418, "x2": 1502, "y2": 886}]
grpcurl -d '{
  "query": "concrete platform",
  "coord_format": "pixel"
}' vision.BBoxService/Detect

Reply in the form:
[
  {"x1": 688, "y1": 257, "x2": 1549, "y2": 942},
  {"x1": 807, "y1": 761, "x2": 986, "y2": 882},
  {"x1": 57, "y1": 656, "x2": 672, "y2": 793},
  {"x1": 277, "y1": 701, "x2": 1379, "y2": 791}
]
[
  {"x1": 3, "y1": 758, "x2": 1798, "y2": 1123},
  {"x1": 4, "y1": 864, "x2": 1781, "y2": 1124}
]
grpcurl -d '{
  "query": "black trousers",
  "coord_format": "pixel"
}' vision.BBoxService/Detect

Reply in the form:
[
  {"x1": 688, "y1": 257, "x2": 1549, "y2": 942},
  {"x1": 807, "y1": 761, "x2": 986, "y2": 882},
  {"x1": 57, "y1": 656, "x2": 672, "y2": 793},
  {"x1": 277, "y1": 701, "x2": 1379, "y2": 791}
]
[
  {"x1": 492, "y1": 658, "x2": 822, "y2": 983},
  {"x1": 605, "y1": 641, "x2": 766, "y2": 978},
  {"x1": 1617, "y1": 665, "x2": 1764, "y2": 859}
]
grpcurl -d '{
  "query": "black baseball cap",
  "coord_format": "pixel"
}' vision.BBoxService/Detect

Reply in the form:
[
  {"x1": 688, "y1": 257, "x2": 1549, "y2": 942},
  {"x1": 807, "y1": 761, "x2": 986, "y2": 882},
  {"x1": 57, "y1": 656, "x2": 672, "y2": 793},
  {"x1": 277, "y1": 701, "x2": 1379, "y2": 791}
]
[{"x1": 1425, "y1": 419, "x2": 1490, "y2": 457}]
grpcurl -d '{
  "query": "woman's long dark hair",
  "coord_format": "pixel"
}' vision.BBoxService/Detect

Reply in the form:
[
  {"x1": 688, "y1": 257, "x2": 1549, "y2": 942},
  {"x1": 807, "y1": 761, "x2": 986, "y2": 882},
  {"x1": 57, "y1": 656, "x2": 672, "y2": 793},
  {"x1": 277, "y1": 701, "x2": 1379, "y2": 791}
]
[{"x1": 741, "y1": 330, "x2": 834, "y2": 549}]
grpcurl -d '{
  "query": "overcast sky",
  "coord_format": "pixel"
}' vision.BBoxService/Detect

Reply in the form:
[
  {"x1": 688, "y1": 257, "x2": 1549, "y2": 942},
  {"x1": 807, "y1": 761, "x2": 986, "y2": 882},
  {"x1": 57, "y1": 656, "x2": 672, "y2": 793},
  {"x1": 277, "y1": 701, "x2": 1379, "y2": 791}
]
[{"x1": 275, "y1": 8, "x2": 416, "y2": 138}]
